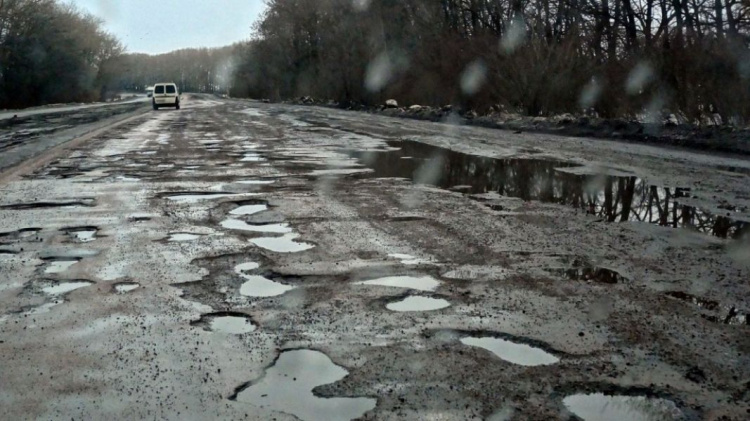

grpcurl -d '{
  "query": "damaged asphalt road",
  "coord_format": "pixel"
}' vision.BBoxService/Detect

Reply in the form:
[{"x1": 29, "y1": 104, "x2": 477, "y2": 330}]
[{"x1": 0, "y1": 94, "x2": 748, "y2": 420}]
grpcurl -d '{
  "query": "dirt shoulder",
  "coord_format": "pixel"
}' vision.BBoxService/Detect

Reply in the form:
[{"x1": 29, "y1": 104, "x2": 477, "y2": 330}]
[{"x1": 285, "y1": 98, "x2": 750, "y2": 156}]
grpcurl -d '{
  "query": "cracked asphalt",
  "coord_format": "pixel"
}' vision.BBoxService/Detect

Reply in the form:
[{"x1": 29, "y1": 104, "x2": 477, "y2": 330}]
[{"x1": 0, "y1": 95, "x2": 749, "y2": 420}]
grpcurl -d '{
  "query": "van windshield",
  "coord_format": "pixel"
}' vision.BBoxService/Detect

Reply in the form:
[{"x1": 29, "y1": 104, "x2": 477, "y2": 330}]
[
  {"x1": 154, "y1": 85, "x2": 164, "y2": 94},
  {"x1": 166, "y1": 85, "x2": 176, "y2": 94}
]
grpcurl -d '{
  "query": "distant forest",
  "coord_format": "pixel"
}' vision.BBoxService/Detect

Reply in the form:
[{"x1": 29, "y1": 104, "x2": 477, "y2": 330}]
[{"x1": 2, "y1": 0, "x2": 749, "y2": 125}]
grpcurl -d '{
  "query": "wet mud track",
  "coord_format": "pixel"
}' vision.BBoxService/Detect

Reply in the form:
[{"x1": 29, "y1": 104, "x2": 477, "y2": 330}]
[{"x1": 0, "y1": 95, "x2": 749, "y2": 419}]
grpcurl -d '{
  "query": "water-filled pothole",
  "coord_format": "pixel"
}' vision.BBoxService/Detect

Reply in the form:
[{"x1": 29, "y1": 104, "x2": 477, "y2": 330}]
[
  {"x1": 166, "y1": 233, "x2": 203, "y2": 242},
  {"x1": 460, "y1": 336, "x2": 560, "y2": 366},
  {"x1": 550, "y1": 266, "x2": 627, "y2": 284},
  {"x1": 237, "y1": 179, "x2": 276, "y2": 185},
  {"x1": 42, "y1": 280, "x2": 93, "y2": 295},
  {"x1": 563, "y1": 393, "x2": 681, "y2": 420},
  {"x1": 349, "y1": 140, "x2": 748, "y2": 239},
  {"x1": 230, "y1": 204, "x2": 268, "y2": 216},
  {"x1": 249, "y1": 233, "x2": 314, "y2": 253},
  {"x1": 386, "y1": 296, "x2": 450, "y2": 312},
  {"x1": 192, "y1": 312, "x2": 257, "y2": 334},
  {"x1": 220, "y1": 219, "x2": 292, "y2": 233},
  {"x1": 44, "y1": 259, "x2": 80, "y2": 274},
  {"x1": 163, "y1": 192, "x2": 245, "y2": 203},
  {"x1": 1, "y1": 199, "x2": 95, "y2": 210},
  {"x1": 64, "y1": 226, "x2": 98, "y2": 243},
  {"x1": 233, "y1": 349, "x2": 376, "y2": 421},
  {"x1": 114, "y1": 282, "x2": 140, "y2": 293},
  {"x1": 355, "y1": 275, "x2": 440, "y2": 292},
  {"x1": 235, "y1": 262, "x2": 295, "y2": 297}
]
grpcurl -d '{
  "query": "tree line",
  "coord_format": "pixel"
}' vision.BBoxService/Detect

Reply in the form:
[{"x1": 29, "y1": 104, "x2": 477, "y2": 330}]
[
  {"x1": 0, "y1": 0, "x2": 123, "y2": 108},
  {"x1": 229, "y1": 0, "x2": 750, "y2": 124},
  {"x1": 113, "y1": 46, "x2": 236, "y2": 95}
]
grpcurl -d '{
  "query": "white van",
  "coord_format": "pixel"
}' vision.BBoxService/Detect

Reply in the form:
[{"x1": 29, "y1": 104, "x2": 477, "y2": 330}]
[{"x1": 152, "y1": 83, "x2": 180, "y2": 110}]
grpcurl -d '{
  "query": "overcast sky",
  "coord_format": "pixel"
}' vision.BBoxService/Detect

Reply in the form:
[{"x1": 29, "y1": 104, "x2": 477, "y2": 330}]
[{"x1": 69, "y1": 0, "x2": 266, "y2": 54}]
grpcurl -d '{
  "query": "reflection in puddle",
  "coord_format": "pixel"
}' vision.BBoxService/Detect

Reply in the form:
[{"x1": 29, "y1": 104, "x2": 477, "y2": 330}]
[
  {"x1": 115, "y1": 282, "x2": 140, "y2": 293},
  {"x1": 42, "y1": 281, "x2": 93, "y2": 295},
  {"x1": 167, "y1": 233, "x2": 202, "y2": 242},
  {"x1": 234, "y1": 349, "x2": 376, "y2": 421},
  {"x1": 250, "y1": 233, "x2": 314, "y2": 253},
  {"x1": 25, "y1": 300, "x2": 63, "y2": 315},
  {"x1": 349, "y1": 140, "x2": 748, "y2": 239},
  {"x1": 220, "y1": 219, "x2": 292, "y2": 233},
  {"x1": 563, "y1": 393, "x2": 681, "y2": 421},
  {"x1": 44, "y1": 260, "x2": 79, "y2": 274},
  {"x1": 230, "y1": 204, "x2": 268, "y2": 216},
  {"x1": 460, "y1": 337, "x2": 559, "y2": 366},
  {"x1": 116, "y1": 175, "x2": 140, "y2": 182},
  {"x1": 355, "y1": 275, "x2": 440, "y2": 291},
  {"x1": 386, "y1": 296, "x2": 451, "y2": 312}
]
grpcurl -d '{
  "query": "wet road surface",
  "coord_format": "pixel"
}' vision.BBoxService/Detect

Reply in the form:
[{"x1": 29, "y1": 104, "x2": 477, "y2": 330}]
[{"x1": 0, "y1": 95, "x2": 749, "y2": 419}]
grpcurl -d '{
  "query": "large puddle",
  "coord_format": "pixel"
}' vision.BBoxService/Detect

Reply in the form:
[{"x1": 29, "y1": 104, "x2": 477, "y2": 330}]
[
  {"x1": 235, "y1": 262, "x2": 295, "y2": 297},
  {"x1": 563, "y1": 393, "x2": 681, "y2": 421},
  {"x1": 250, "y1": 233, "x2": 315, "y2": 253},
  {"x1": 234, "y1": 349, "x2": 376, "y2": 421},
  {"x1": 349, "y1": 140, "x2": 748, "y2": 239},
  {"x1": 386, "y1": 296, "x2": 451, "y2": 312},
  {"x1": 460, "y1": 336, "x2": 559, "y2": 366},
  {"x1": 355, "y1": 275, "x2": 440, "y2": 292}
]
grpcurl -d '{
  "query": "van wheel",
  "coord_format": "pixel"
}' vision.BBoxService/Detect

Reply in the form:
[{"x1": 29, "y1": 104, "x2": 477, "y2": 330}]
[
  {"x1": 152, "y1": 102, "x2": 159, "y2": 110},
  {"x1": 175, "y1": 101, "x2": 180, "y2": 110}
]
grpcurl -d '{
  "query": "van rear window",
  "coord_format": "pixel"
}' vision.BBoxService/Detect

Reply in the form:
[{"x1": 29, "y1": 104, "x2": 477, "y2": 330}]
[
  {"x1": 166, "y1": 85, "x2": 176, "y2": 94},
  {"x1": 154, "y1": 85, "x2": 164, "y2": 94}
]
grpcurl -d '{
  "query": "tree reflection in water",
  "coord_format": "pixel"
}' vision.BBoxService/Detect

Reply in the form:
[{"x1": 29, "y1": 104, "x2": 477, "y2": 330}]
[{"x1": 350, "y1": 141, "x2": 748, "y2": 239}]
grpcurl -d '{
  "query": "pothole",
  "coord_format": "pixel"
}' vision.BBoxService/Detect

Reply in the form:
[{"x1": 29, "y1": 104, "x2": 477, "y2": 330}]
[
  {"x1": 43, "y1": 259, "x2": 80, "y2": 274},
  {"x1": 460, "y1": 336, "x2": 560, "y2": 366},
  {"x1": 192, "y1": 312, "x2": 257, "y2": 334},
  {"x1": 166, "y1": 233, "x2": 203, "y2": 242},
  {"x1": 220, "y1": 219, "x2": 292, "y2": 233},
  {"x1": 563, "y1": 393, "x2": 681, "y2": 420},
  {"x1": 230, "y1": 204, "x2": 268, "y2": 216},
  {"x1": 237, "y1": 179, "x2": 276, "y2": 185},
  {"x1": 549, "y1": 266, "x2": 627, "y2": 284},
  {"x1": 355, "y1": 275, "x2": 440, "y2": 292},
  {"x1": 232, "y1": 349, "x2": 376, "y2": 421},
  {"x1": 163, "y1": 192, "x2": 247, "y2": 203},
  {"x1": 386, "y1": 296, "x2": 451, "y2": 312},
  {"x1": 235, "y1": 262, "x2": 295, "y2": 297},
  {"x1": 114, "y1": 282, "x2": 140, "y2": 293},
  {"x1": 0, "y1": 248, "x2": 19, "y2": 255},
  {"x1": 387, "y1": 253, "x2": 433, "y2": 265},
  {"x1": 64, "y1": 226, "x2": 98, "y2": 243},
  {"x1": 249, "y1": 233, "x2": 314, "y2": 253},
  {"x1": 1, "y1": 199, "x2": 95, "y2": 210},
  {"x1": 42, "y1": 280, "x2": 93, "y2": 295}
]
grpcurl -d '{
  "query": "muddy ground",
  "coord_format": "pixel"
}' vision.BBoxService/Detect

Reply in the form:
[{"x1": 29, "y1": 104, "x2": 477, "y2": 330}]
[{"x1": 0, "y1": 94, "x2": 749, "y2": 420}]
